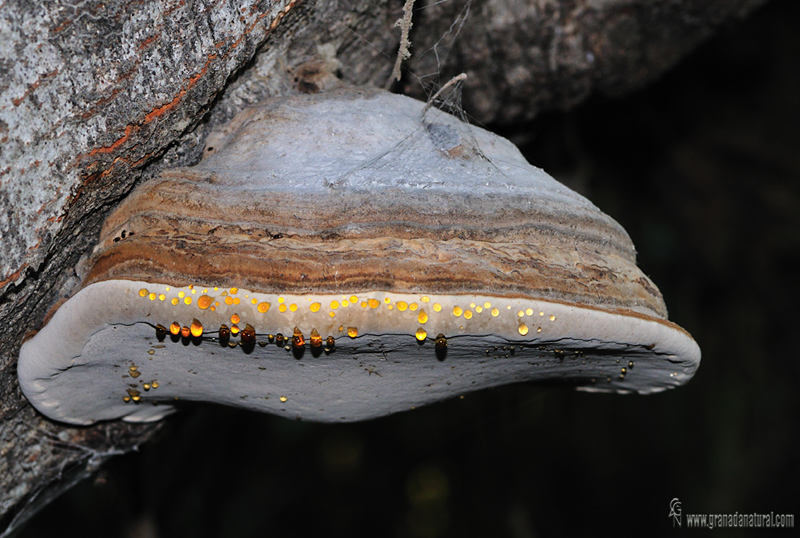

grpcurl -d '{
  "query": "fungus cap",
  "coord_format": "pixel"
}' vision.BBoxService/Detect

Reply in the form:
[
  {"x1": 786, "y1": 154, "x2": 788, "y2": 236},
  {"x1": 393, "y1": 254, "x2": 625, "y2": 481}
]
[{"x1": 18, "y1": 87, "x2": 700, "y2": 425}]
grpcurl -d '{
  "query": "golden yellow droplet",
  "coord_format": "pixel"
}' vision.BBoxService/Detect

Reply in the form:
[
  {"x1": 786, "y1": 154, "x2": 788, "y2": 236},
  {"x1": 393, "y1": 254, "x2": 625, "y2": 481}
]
[
  {"x1": 470, "y1": 302, "x2": 476, "y2": 308},
  {"x1": 129, "y1": 365, "x2": 138, "y2": 372},
  {"x1": 347, "y1": 327, "x2": 358, "y2": 338},
  {"x1": 279, "y1": 396, "x2": 288, "y2": 403},
  {"x1": 143, "y1": 383, "x2": 151, "y2": 391},
  {"x1": 417, "y1": 310, "x2": 428, "y2": 324},
  {"x1": 491, "y1": 307, "x2": 499, "y2": 317},
  {"x1": 198, "y1": 295, "x2": 212, "y2": 310},
  {"x1": 329, "y1": 312, "x2": 335, "y2": 318},
  {"x1": 539, "y1": 311, "x2": 545, "y2": 317},
  {"x1": 340, "y1": 299, "x2": 349, "y2": 308},
  {"x1": 188, "y1": 285, "x2": 194, "y2": 290},
  {"x1": 184, "y1": 297, "x2": 192, "y2": 305},
  {"x1": 289, "y1": 303, "x2": 297, "y2": 312},
  {"x1": 464, "y1": 310, "x2": 473, "y2": 320},
  {"x1": 251, "y1": 298, "x2": 257, "y2": 304},
  {"x1": 178, "y1": 291, "x2": 185, "y2": 298},
  {"x1": 384, "y1": 297, "x2": 391, "y2": 304},
  {"x1": 171, "y1": 298, "x2": 179, "y2": 305},
  {"x1": 415, "y1": 328, "x2": 427, "y2": 341},
  {"x1": 537, "y1": 327, "x2": 542, "y2": 333},
  {"x1": 433, "y1": 303, "x2": 442, "y2": 312},
  {"x1": 350, "y1": 295, "x2": 358, "y2": 304},
  {"x1": 549, "y1": 315, "x2": 556, "y2": 321},
  {"x1": 152, "y1": 381, "x2": 159, "y2": 389},
  {"x1": 158, "y1": 294, "x2": 166, "y2": 301},
  {"x1": 526, "y1": 308, "x2": 533, "y2": 316},
  {"x1": 190, "y1": 319, "x2": 203, "y2": 338},
  {"x1": 421, "y1": 296, "x2": 430, "y2": 303},
  {"x1": 484, "y1": 302, "x2": 492, "y2": 309},
  {"x1": 518, "y1": 310, "x2": 524, "y2": 317},
  {"x1": 292, "y1": 327, "x2": 305, "y2": 348},
  {"x1": 148, "y1": 292, "x2": 156, "y2": 301},
  {"x1": 138, "y1": 288, "x2": 148, "y2": 297},
  {"x1": 368, "y1": 298, "x2": 380, "y2": 309},
  {"x1": 230, "y1": 287, "x2": 239, "y2": 295},
  {"x1": 233, "y1": 297, "x2": 241, "y2": 305},
  {"x1": 231, "y1": 324, "x2": 240, "y2": 335},
  {"x1": 330, "y1": 300, "x2": 339, "y2": 310},
  {"x1": 475, "y1": 306, "x2": 483, "y2": 313},
  {"x1": 257, "y1": 302, "x2": 271, "y2": 313},
  {"x1": 518, "y1": 323, "x2": 529, "y2": 336},
  {"x1": 279, "y1": 304, "x2": 287, "y2": 313},
  {"x1": 453, "y1": 306, "x2": 463, "y2": 317},
  {"x1": 123, "y1": 396, "x2": 131, "y2": 403},
  {"x1": 278, "y1": 297, "x2": 285, "y2": 304},
  {"x1": 169, "y1": 322, "x2": 180, "y2": 335},
  {"x1": 360, "y1": 301, "x2": 367, "y2": 308},
  {"x1": 310, "y1": 329, "x2": 322, "y2": 347},
  {"x1": 310, "y1": 302, "x2": 321, "y2": 312},
  {"x1": 409, "y1": 303, "x2": 418, "y2": 311},
  {"x1": 397, "y1": 301, "x2": 408, "y2": 311}
]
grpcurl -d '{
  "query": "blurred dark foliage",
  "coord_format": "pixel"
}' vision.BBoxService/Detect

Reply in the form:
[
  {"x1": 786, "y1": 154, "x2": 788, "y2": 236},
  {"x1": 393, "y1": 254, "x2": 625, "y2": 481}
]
[{"x1": 18, "y1": 0, "x2": 798, "y2": 536}]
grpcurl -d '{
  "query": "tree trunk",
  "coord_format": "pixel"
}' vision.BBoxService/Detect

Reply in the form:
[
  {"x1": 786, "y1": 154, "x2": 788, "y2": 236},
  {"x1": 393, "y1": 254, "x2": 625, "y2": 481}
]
[{"x1": 0, "y1": 0, "x2": 768, "y2": 533}]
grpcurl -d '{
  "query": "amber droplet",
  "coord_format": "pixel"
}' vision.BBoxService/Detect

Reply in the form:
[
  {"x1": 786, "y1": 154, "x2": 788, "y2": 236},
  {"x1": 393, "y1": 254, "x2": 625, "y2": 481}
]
[
  {"x1": 326, "y1": 336, "x2": 335, "y2": 350},
  {"x1": 435, "y1": 334, "x2": 447, "y2": 350},
  {"x1": 347, "y1": 327, "x2": 358, "y2": 338},
  {"x1": 197, "y1": 295, "x2": 213, "y2": 310},
  {"x1": 230, "y1": 324, "x2": 240, "y2": 335},
  {"x1": 169, "y1": 322, "x2": 181, "y2": 336},
  {"x1": 190, "y1": 318, "x2": 203, "y2": 338},
  {"x1": 275, "y1": 333, "x2": 285, "y2": 345},
  {"x1": 241, "y1": 324, "x2": 256, "y2": 345},
  {"x1": 310, "y1": 329, "x2": 322, "y2": 348},
  {"x1": 180, "y1": 325, "x2": 191, "y2": 338},
  {"x1": 218, "y1": 324, "x2": 231, "y2": 346},
  {"x1": 155, "y1": 324, "x2": 167, "y2": 340},
  {"x1": 415, "y1": 328, "x2": 427, "y2": 342},
  {"x1": 231, "y1": 313, "x2": 240, "y2": 325},
  {"x1": 435, "y1": 333, "x2": 448, "y2": 361},
  {"x1": 292, "y1": 327, "x2": 305, "y2": 348}
]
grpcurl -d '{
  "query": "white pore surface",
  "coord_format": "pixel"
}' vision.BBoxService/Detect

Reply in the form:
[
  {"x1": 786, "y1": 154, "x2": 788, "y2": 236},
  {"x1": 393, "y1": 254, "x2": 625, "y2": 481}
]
[
  {"x1": 197, "y1": 88, "x2": 597, "y2": 214},
  {"x1": 18, "y1": 281, "x2": 700, "y2": 425}
]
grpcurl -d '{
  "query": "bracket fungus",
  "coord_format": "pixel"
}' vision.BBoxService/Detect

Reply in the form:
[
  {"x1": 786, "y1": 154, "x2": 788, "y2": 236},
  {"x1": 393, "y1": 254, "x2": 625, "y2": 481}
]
[{"x1": 18, "y1": 86, "x2": 700, "y2": 425}]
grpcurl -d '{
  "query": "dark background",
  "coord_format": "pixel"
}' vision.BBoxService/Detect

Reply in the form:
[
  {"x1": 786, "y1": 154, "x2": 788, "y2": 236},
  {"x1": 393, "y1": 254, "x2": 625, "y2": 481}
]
[{"x1": 17, "y1": 0, "x2": 798, "y2": 536}]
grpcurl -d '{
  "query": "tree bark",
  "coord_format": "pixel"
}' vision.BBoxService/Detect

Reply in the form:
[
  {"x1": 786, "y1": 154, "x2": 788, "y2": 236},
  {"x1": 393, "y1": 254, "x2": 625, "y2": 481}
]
[{"x1": 0, "y1": 0, "x2": 768, "y2": 533}]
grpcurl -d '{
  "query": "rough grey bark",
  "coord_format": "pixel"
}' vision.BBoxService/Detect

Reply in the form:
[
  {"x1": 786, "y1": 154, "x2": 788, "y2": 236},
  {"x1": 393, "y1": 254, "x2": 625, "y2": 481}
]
[{"x1": 0, "y1": 0, "x2": 768, "y2": 533}]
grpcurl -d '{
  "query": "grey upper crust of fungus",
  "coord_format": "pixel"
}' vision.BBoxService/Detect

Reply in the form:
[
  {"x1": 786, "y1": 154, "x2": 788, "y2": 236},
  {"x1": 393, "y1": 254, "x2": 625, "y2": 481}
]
[{"x1": 18, "y1": 87, "x2": 701, "y2": 426}]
